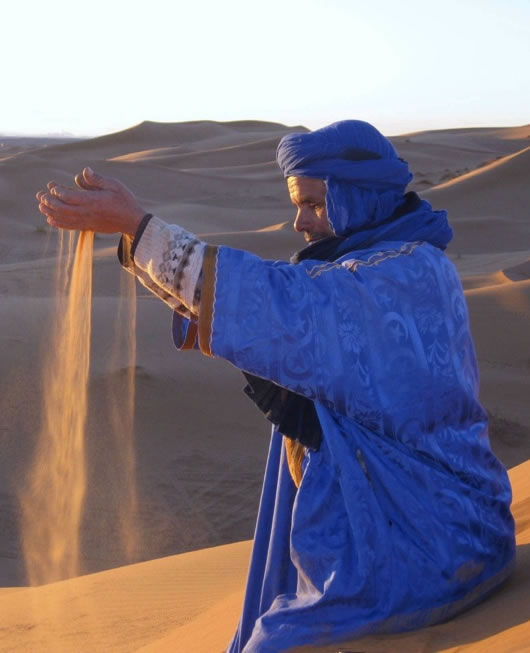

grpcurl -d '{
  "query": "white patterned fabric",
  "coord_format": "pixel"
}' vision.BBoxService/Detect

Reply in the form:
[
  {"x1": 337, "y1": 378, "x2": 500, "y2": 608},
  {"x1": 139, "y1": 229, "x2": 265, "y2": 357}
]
[{"x1": 121, "y1": 216, "x2": 205, "y2": 316}]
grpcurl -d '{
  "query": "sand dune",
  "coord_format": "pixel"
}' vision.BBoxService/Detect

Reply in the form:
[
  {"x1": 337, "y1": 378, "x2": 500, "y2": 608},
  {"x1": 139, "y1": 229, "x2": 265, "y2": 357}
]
[
  {"x1": 425, "y1": 146, "x2": 530, "y2": 256},
  {"x1": 109, "y1": 138, "x2": 287, "y2": 170},
  {"x1": 465, "y1": 279, "x2": 530, "y2": 465},
  {"x1": 0, "y1": 540, "x2": 251, "y2": 653},
  {"x1": 0, "y1": 120, "x2": 529, "y2": 650},
  {"x1": 430, "y1": 151, "x2": 530, "y2": 223},
  {"x1": 43, "y1": 120, "x2": 306, "y2": 163},
  {"x1": 391, "y1": 124, "x2": 530, "y2": 190},
  {"x1": 0, "y1": 461, "x2": 527, "y2": 653}
]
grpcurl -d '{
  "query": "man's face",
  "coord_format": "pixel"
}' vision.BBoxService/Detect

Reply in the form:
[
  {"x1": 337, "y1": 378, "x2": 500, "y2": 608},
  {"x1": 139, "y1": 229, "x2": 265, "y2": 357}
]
[{"x1": 287, "y1": 176, "x2": 334, "y2": 243}]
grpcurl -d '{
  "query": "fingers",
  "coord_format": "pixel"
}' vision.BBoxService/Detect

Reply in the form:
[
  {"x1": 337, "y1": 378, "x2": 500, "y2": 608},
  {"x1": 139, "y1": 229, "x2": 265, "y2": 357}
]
[
  {"x1": 38, "y1": 198, "x2": 90, "y2": 230},
  {"x1": 36, "y1": 181, "x2": 78, "y2": 203},
  {"x1": 36, "y1": 181, "x2": 58, "y2": 202},
  {"x1": 38, "y1": 191, "x2": 87, "y2": 216},
  {"x1": 38, "y1": 198, "x2": 65, "y2": 219},
  {"x1": 75, "y1": 172, "x2": 92, "y2": 190},
  {"x1": 38, "y1": 202, "x2": 63, "y2": 224},
  {"x1": 83, "y1": 167, "x2": 122, "y2": 191},
  {"x1": 36, "y1": 168, "x2": 138, "y2": 234},
  {"x1": 39, "y1": 169, "x2": 124, "y2": 202},
  {"x1": 73, "y1": 167, "x2": 100, "y2": 190},
  {"x1": 45, "y1": 213, "x2": 90, "y2": 231},
  {"x1": 49, "y1": 185, "x2": 86, "y2": 205},
  {"x1": 83, "y1": 167, "x2": 102, "y2": 187},
  {"x1": 73, "y1": 167, "x2": 123, "y2": 193},
  {"x1": 39, "y1": 191, "x2": 66, "y2": 212}
]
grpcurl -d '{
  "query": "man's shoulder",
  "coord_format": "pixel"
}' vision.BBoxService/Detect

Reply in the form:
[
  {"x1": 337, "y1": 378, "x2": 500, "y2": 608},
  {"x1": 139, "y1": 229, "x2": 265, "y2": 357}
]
[
  {"x1": 302, "y1": 241, "x2": 463, "y2": 305},
  {"x1": 302, "y1": 240, "x2": 446, "y2": 279}
]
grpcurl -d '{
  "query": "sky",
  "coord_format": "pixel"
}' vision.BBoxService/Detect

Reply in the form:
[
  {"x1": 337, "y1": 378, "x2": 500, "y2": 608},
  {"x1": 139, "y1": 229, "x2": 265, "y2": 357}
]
[{"x1": 2, "y1": 0, "x2": 529, "y2": 137}]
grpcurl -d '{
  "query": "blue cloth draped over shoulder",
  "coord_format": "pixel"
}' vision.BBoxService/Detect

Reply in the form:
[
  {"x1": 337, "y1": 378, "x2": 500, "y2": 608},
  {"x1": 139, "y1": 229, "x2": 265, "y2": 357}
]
[{"x1": 170, "y1": 121, "x2": 515, "y2": 652}]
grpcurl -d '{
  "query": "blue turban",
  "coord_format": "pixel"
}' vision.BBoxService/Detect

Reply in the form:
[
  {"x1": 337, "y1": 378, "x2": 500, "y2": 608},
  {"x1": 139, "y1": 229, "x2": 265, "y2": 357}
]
[{"x1": 277, "y1": 120, "x2": 452, "y2": 250}]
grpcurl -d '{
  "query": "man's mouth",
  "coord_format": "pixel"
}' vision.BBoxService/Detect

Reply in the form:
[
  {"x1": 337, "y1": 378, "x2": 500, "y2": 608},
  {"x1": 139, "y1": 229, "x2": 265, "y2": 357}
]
[{"x1": 305, "y1": 233, "x2": 329, "y2": 243}]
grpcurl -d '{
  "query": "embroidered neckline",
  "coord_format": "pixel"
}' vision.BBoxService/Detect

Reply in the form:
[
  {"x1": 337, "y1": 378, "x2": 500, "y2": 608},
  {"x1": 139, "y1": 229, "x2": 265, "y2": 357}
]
[{"x1": 306, "y1": 241, "x2": 425, "y2": 278}]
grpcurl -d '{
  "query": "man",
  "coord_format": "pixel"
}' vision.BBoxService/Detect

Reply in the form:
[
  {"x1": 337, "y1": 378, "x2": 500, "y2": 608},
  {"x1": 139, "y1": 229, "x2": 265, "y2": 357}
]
[{"x1": 37, "y1": 120, "x2": 515, "y2": 652}]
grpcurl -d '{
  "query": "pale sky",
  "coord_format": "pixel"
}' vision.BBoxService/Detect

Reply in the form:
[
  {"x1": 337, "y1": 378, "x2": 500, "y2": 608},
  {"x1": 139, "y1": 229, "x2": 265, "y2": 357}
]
[{"x1": 2, "y1": 0, "x2": 529, "y2": 137}]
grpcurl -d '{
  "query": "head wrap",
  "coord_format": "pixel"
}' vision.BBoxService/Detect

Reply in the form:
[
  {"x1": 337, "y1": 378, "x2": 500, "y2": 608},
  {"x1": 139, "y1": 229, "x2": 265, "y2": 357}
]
[{"x1": 277, "y1": 120, "x2": 453, "y2": 251}]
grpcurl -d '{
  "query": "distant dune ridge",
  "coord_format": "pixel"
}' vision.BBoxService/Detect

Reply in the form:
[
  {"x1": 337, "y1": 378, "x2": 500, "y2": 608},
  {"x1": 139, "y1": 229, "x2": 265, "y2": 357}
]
[{"x1": 0, "y1": 120, "x2": 528, "y2": 651}]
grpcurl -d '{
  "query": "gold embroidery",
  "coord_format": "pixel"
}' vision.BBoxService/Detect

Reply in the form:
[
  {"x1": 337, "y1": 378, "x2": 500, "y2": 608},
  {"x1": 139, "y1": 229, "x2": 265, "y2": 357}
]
[
  {"x1": 306, "y1": 241, "x2": 424, "y2": 279},
  {"x1": 306, "y1": 261, "x2": 342, "y2": 278},
  {"x1": 198, "y1": 245, "x2": 219, "y2": 358}
]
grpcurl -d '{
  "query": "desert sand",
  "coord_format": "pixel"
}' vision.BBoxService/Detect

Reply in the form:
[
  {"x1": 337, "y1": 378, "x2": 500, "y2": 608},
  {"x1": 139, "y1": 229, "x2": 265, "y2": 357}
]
[{"x1": 0, "y1": 120, "x2": 528, "y2": 651}]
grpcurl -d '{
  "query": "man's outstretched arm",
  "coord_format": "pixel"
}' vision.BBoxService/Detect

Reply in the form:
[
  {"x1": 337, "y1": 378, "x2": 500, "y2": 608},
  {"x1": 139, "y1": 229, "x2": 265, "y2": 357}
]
[
  {"x1": 37, "y1": 168, "x2": 205, "y2": 316},
  {"x1": 36, "y1": 167, "x2": 379, "y2": 414}
]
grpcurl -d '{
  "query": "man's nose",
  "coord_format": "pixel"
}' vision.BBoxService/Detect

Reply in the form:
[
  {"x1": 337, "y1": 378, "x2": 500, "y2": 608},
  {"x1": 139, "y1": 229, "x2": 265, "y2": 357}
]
[{"x1": 293, "y1": 207, "x2": 314, "y2": 233}]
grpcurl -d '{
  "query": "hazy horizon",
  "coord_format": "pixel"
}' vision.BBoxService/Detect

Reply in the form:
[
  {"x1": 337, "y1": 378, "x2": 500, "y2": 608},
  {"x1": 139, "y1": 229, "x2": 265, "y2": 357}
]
[
  {"x1": 3, "y1": 0, "x2": 528, "y2": 139},
  {"x1": 1, "y1": 117, "x2": 528, "y2": 142}
]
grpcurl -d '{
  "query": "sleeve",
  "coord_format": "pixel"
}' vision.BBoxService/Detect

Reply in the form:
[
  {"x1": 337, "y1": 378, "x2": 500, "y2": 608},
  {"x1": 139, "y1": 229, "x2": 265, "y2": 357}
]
[
  {"x1": 117, "y1": 215, "x2": 205, "y2": 322},
  {"x1": 193, "y1": 245, "x2": 381, "y2": 418}
]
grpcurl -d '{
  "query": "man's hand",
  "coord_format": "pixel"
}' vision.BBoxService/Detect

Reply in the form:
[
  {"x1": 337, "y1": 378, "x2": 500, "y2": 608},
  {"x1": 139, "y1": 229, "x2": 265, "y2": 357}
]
[{"x1": 36, "y1": 168, "x2": 146, "y2": 238}]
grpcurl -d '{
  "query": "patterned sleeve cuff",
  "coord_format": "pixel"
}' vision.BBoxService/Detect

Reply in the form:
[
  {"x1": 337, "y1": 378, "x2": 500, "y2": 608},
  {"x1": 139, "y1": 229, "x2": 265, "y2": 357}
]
[
  {"x1": 133, "y1": 216, "x2": 206, "y2": 314},
  {"x1": 130, "y1": 213, "x2": 154, "y2": 260}
]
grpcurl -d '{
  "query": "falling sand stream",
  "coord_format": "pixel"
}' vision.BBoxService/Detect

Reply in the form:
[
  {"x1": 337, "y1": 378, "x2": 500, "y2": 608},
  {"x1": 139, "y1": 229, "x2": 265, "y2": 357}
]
[{"x1": 20, "y1": 229, "x2": 138, "y2": 585}]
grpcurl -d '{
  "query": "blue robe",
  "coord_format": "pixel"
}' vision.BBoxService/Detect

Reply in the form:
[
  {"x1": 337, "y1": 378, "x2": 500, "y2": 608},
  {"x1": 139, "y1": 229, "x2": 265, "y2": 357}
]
[{"x1": 172, "y1": 238, "x2": 516, "y2": 652}]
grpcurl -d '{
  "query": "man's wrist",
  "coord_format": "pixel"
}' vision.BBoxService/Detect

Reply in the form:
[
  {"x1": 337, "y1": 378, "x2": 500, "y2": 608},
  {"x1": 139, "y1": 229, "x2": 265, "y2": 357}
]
[{"x1": 123, "y1": 210, "x2": 148, "y2": 239}]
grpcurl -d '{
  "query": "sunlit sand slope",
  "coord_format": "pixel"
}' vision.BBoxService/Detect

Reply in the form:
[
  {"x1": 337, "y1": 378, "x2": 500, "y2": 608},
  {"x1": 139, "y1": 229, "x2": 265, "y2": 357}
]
[
  {"x1": 0, "y1": 461, "x2": 527, "y2": 653},
  {"x1": 425, "y1": 146, "x2": 530, "y2": 255}
]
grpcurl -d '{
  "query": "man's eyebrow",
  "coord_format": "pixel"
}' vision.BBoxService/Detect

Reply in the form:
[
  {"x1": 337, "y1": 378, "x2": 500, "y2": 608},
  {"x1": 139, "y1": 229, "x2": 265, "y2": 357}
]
[
  {"x1": 299, "y1": 194, "x2": 322, "y2": 203},
  {"x1": 290, "y1": 189, "x2": 321, "y2": 203}
]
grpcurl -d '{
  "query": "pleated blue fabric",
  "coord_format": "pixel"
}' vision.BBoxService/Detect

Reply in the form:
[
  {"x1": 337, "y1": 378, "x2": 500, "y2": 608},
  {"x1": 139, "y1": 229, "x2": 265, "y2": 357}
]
[
  {"x1": 171, "y1": 121, "x2": 515, "y2": 652},
  {"x1": 205, "y1": 242, "x2": 515, "y2": 652}
]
